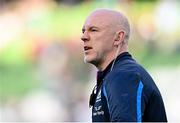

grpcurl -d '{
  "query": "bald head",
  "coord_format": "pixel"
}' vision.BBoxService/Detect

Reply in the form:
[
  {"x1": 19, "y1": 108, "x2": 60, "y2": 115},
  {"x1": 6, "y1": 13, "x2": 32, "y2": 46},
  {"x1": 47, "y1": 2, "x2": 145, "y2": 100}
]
[{"x1": 86, "y1": 9, "x2": 130, "y2": 42}]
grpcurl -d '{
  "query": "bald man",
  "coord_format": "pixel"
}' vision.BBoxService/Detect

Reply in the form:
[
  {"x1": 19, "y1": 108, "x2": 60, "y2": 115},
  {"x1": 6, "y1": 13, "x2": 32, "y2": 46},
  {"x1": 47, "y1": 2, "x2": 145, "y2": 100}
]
[{"x1": 81, "y1": 9, "x2": 167, "y2": 122}]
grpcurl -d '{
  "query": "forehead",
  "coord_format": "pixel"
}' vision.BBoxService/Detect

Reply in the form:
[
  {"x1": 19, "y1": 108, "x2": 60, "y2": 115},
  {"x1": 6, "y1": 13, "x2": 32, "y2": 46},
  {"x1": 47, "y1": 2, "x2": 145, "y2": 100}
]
[{"x1": 83, "y1": 13, "x2": 112, "y2": 29}]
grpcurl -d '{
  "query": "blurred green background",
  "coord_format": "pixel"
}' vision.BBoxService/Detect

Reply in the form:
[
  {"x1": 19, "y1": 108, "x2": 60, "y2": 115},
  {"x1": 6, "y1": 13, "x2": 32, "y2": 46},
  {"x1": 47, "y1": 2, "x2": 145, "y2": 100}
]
[{"x1": 0, "y1": 0, "x2": 180, "y2": 122}]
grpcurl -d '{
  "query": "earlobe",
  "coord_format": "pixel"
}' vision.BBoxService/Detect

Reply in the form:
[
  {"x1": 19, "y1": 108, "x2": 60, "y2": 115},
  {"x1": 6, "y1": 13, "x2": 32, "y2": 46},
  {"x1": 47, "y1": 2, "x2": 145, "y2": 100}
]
[{"x1": 113, "y1": 35, "x2": 119, "y2": 46}]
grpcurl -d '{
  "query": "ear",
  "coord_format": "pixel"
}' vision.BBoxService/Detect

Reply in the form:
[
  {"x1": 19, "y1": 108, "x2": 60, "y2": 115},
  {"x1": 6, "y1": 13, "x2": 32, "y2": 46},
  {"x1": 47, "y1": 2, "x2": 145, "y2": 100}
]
[{"x1": 113, "y1": 31, "x2": 125, "y2": 46}]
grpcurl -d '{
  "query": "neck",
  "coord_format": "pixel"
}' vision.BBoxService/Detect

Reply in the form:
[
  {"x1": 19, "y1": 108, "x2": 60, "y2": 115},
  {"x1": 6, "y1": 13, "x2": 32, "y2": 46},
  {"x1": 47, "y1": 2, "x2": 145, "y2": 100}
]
[
  {"x1": 96, "y1": 55, "x2": 113, "y2": 71},
  {"x1": 97, "y1": 47, "x2": 128, "y2": 71}
]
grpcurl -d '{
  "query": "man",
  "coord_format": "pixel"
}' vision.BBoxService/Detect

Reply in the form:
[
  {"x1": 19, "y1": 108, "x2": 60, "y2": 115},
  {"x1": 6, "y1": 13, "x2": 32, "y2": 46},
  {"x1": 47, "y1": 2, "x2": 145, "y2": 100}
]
[{"x1": 81, "y1": 9, "x2": 167, "y2": 122}]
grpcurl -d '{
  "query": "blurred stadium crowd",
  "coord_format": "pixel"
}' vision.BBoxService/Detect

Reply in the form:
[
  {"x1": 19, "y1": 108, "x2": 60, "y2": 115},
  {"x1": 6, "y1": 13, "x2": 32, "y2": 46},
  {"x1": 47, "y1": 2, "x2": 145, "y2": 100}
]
[{"x1": 0, "y1": 0, "x2": 180, "y2": 122}]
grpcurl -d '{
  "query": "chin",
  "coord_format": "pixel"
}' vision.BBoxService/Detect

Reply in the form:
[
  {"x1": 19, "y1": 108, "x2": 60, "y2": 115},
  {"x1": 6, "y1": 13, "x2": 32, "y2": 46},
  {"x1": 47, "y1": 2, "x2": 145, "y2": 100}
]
[
  {"x1": 84, "y1": 57, "x2": 91, "y2": 63},
  {"x1": 84, "y1": 55, "x2": 95, "y2": 64},
  {"x1": 84, "y1": 56, "x2": 100, "y2": 67}
]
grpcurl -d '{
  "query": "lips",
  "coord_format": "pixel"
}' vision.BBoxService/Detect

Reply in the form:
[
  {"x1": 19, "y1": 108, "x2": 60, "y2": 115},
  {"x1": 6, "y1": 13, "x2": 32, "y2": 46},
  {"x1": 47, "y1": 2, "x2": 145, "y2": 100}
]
[{"x1": 84, "y1": 46, "x2": 93, "y2": 51}]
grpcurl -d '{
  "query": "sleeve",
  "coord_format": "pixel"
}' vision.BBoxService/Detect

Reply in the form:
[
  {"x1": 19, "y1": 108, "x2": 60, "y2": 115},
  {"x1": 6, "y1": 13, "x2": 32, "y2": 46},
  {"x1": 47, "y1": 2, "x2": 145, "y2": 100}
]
[
  {"x1": 103, "y1": 72, "x2": 144, "y2": 122},
  {"x1": 142, "y1": 90, "x2": 167, "y2": 122}
]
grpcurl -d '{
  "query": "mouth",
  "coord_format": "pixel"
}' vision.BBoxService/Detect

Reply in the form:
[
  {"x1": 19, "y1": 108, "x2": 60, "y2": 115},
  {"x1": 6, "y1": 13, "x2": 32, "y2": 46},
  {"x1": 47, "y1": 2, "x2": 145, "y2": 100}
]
[{"x1": 84, "y1": 46, "x2": 93, "y2": 51}]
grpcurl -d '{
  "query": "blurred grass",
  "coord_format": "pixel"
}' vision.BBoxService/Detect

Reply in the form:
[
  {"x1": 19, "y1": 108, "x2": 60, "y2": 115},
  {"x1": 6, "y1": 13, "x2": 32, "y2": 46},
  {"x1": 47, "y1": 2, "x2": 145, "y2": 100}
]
[
  {"x1": 0, "y1": 63, "x2": 37, "y2": 101},
  {"x1": 132, "y1": 47, "x2": 180, "y2": 69}
]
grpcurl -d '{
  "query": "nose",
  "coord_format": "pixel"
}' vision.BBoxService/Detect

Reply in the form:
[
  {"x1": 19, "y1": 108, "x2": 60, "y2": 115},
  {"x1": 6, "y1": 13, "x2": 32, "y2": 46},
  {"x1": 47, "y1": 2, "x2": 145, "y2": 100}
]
[{"x1": 81, "y1": 31, "x2": 90, "y2": 42}]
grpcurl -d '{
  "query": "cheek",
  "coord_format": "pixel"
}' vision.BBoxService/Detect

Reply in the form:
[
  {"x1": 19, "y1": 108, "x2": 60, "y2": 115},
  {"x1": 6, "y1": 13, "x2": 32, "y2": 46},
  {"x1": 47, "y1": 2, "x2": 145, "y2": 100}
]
[
  {"x1": 96, "y1": 39, "x2": 113, "y2": 53},
  {"x1": 92, "y1": 43, "x2": 108, "y2": 60},
  {"x1": 92, "y1": 41, "x2": 102, "y2": 54},
  {"x1": 91, "y1": 32, "x2": 114, "y2": 53}
]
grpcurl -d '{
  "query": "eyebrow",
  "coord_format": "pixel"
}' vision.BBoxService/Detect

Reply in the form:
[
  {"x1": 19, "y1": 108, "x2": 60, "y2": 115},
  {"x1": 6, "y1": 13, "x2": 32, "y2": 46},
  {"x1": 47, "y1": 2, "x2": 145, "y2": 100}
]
[
  {"x1": 82, "y1": 26, "x2": 99, "y2": 31},
  {"x1": 90, "y1": 26, "x2": 99, "y2": 29}
]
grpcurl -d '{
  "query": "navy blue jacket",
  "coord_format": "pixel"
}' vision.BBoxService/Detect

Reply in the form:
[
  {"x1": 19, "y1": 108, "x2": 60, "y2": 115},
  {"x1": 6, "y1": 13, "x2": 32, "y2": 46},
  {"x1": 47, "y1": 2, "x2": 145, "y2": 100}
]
[{"x1": 91, "y1": 52, "x2": 167, "y2": 122}]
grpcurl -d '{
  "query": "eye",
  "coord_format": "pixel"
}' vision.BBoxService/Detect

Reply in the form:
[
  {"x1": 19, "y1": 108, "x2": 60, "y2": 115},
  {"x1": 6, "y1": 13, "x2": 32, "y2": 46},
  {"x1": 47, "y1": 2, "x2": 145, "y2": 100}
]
[
  {"x1": 91, "y1": 28, "x2": 98, "y2": 32},
  {"x1": 82, "y1": 29, "x2": 85, "y2": 33}
]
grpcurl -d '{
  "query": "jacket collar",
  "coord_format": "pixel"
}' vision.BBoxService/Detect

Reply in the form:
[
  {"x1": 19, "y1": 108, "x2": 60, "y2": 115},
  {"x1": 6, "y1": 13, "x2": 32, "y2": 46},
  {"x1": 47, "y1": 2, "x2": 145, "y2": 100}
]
[{"x1": 96, "y1": 52, "x2": 131, "y2": 86}]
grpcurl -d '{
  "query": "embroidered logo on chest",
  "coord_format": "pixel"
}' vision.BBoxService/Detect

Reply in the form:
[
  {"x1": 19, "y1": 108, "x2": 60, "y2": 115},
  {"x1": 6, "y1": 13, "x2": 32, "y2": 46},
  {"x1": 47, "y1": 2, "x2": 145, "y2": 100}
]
[{"x1": 96, "y1": 89, "x2": 101, "y2": 103}]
